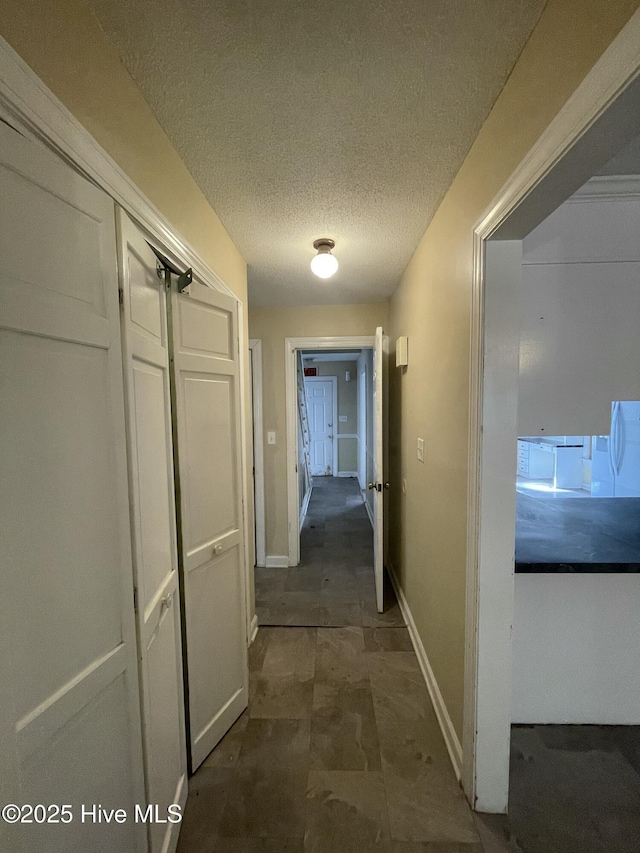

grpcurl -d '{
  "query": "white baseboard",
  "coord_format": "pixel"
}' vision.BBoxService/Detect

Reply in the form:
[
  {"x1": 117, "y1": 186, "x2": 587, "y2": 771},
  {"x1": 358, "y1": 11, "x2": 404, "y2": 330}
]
[
  {"x1": 387, "y1": 562, "x2": 463, "y2": 781},
  {"x1": 299, "y1": 485, "x2": 313, "y2": 531},
  {"x1": 249, "y1": 614, "x2": 258, "y2": 645},
  {"x1": 337, "y1": 471, "x2": 358, "y2": 478},
  {"x1": 265, "y1": 555, "x2": 289, "y2": 568},
  {"x1": 364, "y1": 495, "x2": 374, "y2": 528}
]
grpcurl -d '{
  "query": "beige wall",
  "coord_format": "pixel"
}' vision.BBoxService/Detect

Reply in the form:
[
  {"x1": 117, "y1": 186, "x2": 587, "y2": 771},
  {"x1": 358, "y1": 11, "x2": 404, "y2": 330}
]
[
  {"x1": 249, "y1": 303, "x2": 388, "y2": 558},
  {"x1": 0, "y1": 0, "x2": 246, "y2": 299},
  {"x1": 387, "y1": 0, "x2": 640, "y2": 740}
]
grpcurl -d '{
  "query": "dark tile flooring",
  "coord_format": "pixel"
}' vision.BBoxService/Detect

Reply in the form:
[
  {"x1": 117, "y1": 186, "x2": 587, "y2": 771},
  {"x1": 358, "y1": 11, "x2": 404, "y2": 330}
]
[
  {"x1": 516, "y1": 493, "x2": 640, "y2": 572},
  {"x1": 177, "y1": 478, "x2": 511, "y2": 852},
  {"x1": 509, "y1": 725, "x2": 640, "y2": 853},
  {"x1": 255, "y1": 477, "x2": 405, "y2": 628},
  {"x1": 177, "y1": 624, "x2": 505, "y2": 852}
]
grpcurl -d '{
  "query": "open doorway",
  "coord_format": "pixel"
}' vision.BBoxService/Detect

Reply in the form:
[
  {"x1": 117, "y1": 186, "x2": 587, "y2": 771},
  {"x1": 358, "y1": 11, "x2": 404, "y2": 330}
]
[
  {"x1": 467, "y1": 19, "x2": 640, "y2": 849},
  {"x1": 253, "y1": 332, "x2": 401, "y2": 628}
]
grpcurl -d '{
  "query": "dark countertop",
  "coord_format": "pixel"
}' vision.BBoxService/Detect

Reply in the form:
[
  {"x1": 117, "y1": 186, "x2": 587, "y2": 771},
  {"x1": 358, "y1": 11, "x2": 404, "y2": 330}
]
[{"x1": 515, "y1": 494, "x2": 640, "y2": 573}]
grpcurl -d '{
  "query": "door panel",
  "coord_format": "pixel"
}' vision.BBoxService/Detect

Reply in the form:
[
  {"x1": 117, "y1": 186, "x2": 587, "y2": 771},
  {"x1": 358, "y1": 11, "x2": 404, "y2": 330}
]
[
  {"x1": 373, "y1": 327, "x2": 389, "y2": 613},
  {"x1": 183, "y1": 374, "x2": 237, "y2": 546},
  {"x1": 306, "y1": 378, "x2": 335, "y2": 476},
  {"x1": 117, "y1": 210, "x2": 187, "y2": 853},
  {"x1": 0, "y1": 121, "x2": 145, "y2": 852},
  {"x1": 171, "y1": 281, "x2": 248, "y2": 771}
]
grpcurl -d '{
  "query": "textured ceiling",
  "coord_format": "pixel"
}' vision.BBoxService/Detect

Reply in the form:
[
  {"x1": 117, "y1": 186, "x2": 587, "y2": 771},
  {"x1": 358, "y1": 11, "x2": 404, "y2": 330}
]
[{"x1": 89, "y1": 0, "x2": 546, "y2": 305}]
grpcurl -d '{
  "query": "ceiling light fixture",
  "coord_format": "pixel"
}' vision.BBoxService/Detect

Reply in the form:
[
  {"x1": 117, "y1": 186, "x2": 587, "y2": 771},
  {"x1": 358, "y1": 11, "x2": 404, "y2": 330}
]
[{"x1": 310, "y1": 238, "x2": 338, "y2": 279}]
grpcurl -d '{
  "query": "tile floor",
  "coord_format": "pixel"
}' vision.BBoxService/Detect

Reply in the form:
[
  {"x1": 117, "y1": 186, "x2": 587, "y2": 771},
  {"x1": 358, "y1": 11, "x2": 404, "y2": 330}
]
[
  {"x1": 177, "y1": 478, "x2": 514, "y2": 852},
  {"x1": 255, "y1": 477, "x2": 405, "y2": 628},
  {"x1": 509, "y1": 725, "x2": 640, "y2": 853},
  {"x1": 176, "y1": 623, "x2": 510, "y2": 852}
]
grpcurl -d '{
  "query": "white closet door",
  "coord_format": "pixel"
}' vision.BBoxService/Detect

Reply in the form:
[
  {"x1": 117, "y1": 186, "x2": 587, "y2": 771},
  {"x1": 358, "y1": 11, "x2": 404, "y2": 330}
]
[
  {"x1": 171, "y1": 280, "x2": 248, "y2": 771},
  {"x1": 117, "y1": 210, "x2": 188, "y2": 853},
  {"x1": 0, "y1": 122, "x2": 146, "y2": 851}
]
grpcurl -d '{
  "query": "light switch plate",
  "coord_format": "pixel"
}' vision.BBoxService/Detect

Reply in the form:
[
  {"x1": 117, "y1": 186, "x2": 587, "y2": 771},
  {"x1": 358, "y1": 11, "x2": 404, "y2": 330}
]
[
  {"x1": 417, "y1": 438, "x2": 424, "y2": 462},
  {"x1": 267, "y1": 431, "x2": 276, "y2": 445},
  {"x1": 339, "y1": 415, "x2": 348, "y2": 422}
]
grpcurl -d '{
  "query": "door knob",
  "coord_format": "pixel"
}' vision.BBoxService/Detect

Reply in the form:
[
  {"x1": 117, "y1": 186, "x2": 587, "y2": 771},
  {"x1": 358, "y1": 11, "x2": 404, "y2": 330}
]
[
  {"x1": 368, "y1": 482, "x2": 374, "y2": 489},
  {"x1": 328, "y1": 435, "x2": 333, "y2": 439},
  {"x1": 384, "y1": 482, "x2": 390, "y2": 490},
  {"x1": 214, "y1": 543, "x2": 223, "y2": 555}
]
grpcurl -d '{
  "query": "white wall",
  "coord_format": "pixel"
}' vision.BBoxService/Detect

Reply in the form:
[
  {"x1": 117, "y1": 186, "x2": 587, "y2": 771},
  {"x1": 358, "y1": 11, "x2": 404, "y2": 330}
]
[
  {"x1": 519, "y1": 184, "x2": 640, "y2": 436},
  {"x1": 512, "y1": 574, "x2": 640, "y2": 724}
]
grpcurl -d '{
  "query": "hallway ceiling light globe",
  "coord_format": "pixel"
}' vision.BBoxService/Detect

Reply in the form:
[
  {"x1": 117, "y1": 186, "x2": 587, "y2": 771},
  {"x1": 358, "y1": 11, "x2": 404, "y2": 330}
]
[{"x1": 310, "y1": 239, "x2": 338, "y2": 279}]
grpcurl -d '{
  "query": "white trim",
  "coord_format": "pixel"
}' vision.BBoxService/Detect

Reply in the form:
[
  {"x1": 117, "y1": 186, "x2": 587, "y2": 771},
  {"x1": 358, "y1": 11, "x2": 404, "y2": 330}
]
[
  {"x1": 357, "y1": 354, "x2": 368, "y2": 491},
  {"x1": 337, "y1": 471, "x2": 358, "y2": 477},
  {"x1": 464, "y1": 8, "x2": 640, "y2": 813},
  {"x1": 336, "y1": 433, "x2": 359, "y2": 439},
  {"x1": 237, "y1": 302, "x2": 254, "y2": 650},
  {"x1": 299, "y1": 485, "x2": 313, "y2": 531},
  {"x1": 285, "y1": 336, "x2": 376, "y2": 566},
  {"x1": 364, "y1": 494, "x2": 374, "y2": 528},
  {"x1": 569, "y1": 174, "x2": 640, "y2": 201},
  {"x1": 249, "y1": 615, "x2": 259, "y2": 646},
  {"x1": 264, "y1": 556, "x2": 290, "y2": 569},
  {"x1": 387, "y1": 563, "x2": 462, "y2": 780},
  {"x1": 249, "y1": 340, "x2": 266, "y2": 568},
  {"x1": 304, "y1": 376, "x2": 338, "y2": 477}
]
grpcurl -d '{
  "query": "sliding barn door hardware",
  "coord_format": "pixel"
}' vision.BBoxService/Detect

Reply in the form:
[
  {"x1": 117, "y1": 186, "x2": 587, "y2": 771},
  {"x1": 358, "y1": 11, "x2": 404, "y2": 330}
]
[{"x1": 147, "y1": 243, "x2": 193, "y2": 293}]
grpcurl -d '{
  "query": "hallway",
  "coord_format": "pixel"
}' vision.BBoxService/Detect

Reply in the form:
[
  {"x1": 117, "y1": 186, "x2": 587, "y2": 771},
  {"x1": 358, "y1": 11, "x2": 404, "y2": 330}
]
[
  {"x1": 176, "y1": 478, "x2": 512, "y2": 852},
  {"x1": 255, "y1": 477, "x2": 404, "y2": 628}
]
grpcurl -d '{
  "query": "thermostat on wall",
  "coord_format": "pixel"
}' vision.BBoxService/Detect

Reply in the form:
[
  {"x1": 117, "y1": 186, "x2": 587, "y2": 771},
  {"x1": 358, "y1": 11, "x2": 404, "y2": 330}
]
[{"x1": 396, "y1": 336, "x2": 408, "y2": 367}]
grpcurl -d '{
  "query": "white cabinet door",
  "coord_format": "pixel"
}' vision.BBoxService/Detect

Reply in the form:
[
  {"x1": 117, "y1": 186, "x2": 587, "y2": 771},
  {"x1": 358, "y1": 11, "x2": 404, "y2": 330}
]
[
  {"x1": 117, "y1": 210, "x2": 188, "y2": 852},
  {"x1": 171, "y1": 280, "x2": 248, "y2": 771},
  {"x1": 0, "y1": 121, "x2": 146, "y2": 852}
]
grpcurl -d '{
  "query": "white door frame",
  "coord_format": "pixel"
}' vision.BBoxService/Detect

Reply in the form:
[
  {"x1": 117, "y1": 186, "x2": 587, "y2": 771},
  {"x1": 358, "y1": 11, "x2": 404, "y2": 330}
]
[
  {"x1": 285, "y1": 336, "x2": 375, "y2": 566},
  {"x1": 304, "y1": 375, "x2": 338, "y2": 477},
  {"x1": 464, "y1": 9, "x2": 640, "y2": 813},
  {"x1": 357, "y1": 354, "x2": 367, "y2": 492},
  {"x1": 249, "y1": 339, "x2": 266, "y2": 568},
  {"x1": 0, "y1": 36, "x2": 255, "y2": 647}
]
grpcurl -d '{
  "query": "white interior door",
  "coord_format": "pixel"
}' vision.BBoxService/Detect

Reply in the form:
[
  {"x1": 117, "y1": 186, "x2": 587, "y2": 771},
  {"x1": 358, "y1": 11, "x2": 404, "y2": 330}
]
[
  {"x1": 372, "y1": 327, "x2": 389, "y2": 612},
  {"x1": 306, "y1": 377, "x2": 336, "y2": 475},
  {"x1": 0, "y1": 121, "x2": 146, "y2": 851},
  {"x1": 171, "y1": 280, "x2": 248, "y2": 771},
  {"x1": 117, "y1": 210, "x2": 188, "y2": 853}
]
